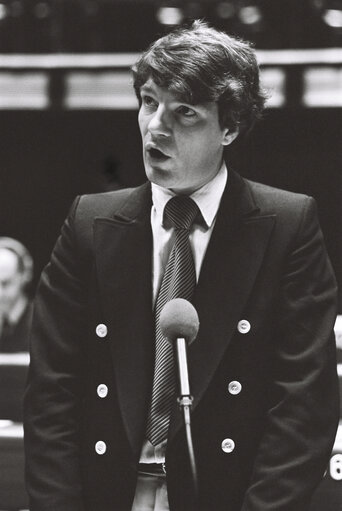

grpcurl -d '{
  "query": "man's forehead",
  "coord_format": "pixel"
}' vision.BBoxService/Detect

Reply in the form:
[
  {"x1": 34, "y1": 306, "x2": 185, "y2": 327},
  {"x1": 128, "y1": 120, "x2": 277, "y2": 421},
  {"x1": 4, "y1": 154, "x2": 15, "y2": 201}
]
[
  {"x1": 141, "y1": 78, "x2": 195, "y2": 102},
  {"x1": 140, "y1": 78, "x2": 173, "y2": 94},
  {"x1": 140, "y1": 78, "x2": 213, "y2": 108}
]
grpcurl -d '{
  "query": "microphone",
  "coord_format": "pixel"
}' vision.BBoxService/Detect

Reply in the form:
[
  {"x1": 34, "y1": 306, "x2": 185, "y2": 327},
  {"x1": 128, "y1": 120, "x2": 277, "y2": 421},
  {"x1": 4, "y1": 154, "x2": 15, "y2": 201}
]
[
  {"x1": 160, "y1": 298, "x2": 199, "y2": 343},
  {"x1": 160, "y1": 298, "x2": 199, "y2": 503},
  {"x1": 160, "y1": 298, "x2": 199, "y2": 398}
]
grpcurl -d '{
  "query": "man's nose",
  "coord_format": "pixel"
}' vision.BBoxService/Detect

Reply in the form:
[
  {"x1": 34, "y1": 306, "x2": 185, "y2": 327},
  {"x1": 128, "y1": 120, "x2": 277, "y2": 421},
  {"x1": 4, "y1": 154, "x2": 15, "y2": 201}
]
[{"x1": 147, "y1": 105, "x2": 171, "y2": 137}]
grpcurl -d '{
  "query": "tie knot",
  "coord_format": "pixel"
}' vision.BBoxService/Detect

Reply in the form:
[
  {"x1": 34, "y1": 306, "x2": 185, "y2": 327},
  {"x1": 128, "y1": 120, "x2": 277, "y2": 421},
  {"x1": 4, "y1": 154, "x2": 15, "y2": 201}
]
[{"x1": 164, "y1": 196, "x2": 199, "y2": 230}]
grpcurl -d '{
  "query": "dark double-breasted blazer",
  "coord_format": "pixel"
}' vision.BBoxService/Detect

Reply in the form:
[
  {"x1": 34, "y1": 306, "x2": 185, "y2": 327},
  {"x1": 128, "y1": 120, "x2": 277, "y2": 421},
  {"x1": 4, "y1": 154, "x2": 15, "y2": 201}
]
[{"x1": 24, "y1": 170, "x2": 339, "y2": 511}]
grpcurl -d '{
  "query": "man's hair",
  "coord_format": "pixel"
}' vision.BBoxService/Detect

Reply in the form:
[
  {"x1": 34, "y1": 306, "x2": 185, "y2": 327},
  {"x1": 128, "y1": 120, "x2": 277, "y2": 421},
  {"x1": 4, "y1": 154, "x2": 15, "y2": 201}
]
[{"x1": 132, "y1": 20, "x2": 266, "y2": 134}]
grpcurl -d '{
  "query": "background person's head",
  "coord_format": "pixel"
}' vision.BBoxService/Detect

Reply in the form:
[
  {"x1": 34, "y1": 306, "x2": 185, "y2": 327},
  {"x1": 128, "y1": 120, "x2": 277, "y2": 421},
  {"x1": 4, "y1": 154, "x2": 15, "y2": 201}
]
[
  {"x1": 0, "y1": 238, "x2": 33, "y2": 316},
  {"x1": 133, "y1": 20, "x2": 266, "y2": 136}
]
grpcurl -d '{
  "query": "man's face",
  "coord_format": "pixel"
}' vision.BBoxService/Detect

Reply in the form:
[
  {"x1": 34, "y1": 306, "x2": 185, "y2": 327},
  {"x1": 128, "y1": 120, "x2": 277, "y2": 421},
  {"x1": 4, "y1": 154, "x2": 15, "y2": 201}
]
[
  {"x1": 0, "y1": 249, "x2": 25, "y2": 315},
  {"x1": 138, "y1": 79, "x2": 236, "y2": 194}
]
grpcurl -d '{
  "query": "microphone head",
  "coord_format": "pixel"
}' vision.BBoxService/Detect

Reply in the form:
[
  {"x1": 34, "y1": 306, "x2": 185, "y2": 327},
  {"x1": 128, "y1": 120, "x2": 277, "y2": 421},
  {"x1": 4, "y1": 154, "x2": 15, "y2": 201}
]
[{"x1": 159, "y1": 298, "x2": 199, "y2": 345}]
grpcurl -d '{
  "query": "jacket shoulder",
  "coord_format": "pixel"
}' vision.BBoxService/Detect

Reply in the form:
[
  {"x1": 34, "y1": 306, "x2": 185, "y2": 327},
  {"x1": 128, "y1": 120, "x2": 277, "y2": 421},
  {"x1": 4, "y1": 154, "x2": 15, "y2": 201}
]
[
  {"x1": 66, "y1": 182, "x2": 150, "y2": 253},
  {"x1": 244, "y1": 178, "x2": 316, "y2": 221},
  {"x1": 246, "y1": 179, "x2": 310, "y2": 210},
  {"x1": 243, "y1": 179, "x2": 321, "y2": 251},
  {"x1": 76, "y1": 186, "x2": 139, "y2": 220}
]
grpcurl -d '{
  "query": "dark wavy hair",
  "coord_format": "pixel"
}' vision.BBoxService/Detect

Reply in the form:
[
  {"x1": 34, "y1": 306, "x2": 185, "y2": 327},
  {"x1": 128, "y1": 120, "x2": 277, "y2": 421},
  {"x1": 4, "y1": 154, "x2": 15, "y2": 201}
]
[{"x1": 132, "y1": 20, "x2": 266, "y2": 134}]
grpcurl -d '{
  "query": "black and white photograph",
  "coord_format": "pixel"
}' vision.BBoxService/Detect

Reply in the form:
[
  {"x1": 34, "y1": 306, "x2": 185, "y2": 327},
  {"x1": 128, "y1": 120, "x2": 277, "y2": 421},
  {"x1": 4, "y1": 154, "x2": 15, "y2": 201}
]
[{"x1": 0, "y1": 1, "x2": 341, "y2": 510}]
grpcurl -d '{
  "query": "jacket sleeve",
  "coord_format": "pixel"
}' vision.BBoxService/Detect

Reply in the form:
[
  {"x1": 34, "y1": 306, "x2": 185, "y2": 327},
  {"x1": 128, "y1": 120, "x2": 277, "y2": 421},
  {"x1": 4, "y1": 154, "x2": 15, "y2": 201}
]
[
  {"x1": 241, "y1": 197, "x2": 339, "y2": 511},
  {"x1": 24, "y1": 197, "x2": 87, "y2": 511}
]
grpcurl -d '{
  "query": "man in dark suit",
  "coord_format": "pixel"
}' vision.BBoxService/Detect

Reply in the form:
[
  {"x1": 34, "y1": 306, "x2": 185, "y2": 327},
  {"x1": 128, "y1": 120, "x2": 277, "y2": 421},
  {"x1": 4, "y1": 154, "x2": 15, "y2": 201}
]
[
  {"x1": 24, "y1": 21, "x2": 339, "y2": 511},
  {"x1": 0, "y1": 237, "x2": 33, "y2": 353}
]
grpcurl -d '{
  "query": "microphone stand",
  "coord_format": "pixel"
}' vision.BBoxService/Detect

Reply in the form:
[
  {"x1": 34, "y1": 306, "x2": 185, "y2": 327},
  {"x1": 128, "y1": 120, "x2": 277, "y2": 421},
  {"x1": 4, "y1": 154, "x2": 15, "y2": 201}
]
[{"x1": 175, "y1": 338, "x2": 199, "y2": 507}]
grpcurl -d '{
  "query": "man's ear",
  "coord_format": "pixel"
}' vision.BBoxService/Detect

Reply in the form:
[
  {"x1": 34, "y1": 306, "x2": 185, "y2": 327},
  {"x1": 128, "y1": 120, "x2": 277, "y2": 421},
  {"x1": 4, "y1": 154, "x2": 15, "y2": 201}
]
[{"x1": 222, "y1": 128, "x2": 239, "y2": 146}]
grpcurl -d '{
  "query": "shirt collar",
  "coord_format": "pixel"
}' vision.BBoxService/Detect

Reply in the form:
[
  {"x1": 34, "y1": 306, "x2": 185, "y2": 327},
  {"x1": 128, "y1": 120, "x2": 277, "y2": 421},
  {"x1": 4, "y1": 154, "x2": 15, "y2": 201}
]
[{"x1": 151, "y1": 162, "x2": 228, "y2": 230}]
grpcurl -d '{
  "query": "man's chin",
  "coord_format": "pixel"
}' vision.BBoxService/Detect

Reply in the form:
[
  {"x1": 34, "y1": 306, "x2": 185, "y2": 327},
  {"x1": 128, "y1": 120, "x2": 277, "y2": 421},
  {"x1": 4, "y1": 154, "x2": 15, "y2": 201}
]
[{"x1": 145, "y1": 165, "x2": 173, "y2": 186}]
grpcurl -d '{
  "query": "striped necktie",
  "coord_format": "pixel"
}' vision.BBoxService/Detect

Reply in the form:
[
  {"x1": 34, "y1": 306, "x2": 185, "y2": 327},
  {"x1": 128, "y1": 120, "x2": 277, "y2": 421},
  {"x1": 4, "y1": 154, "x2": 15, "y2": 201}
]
[{"x1": 146, "y1": 195, "x2": 199, "y2": 446}]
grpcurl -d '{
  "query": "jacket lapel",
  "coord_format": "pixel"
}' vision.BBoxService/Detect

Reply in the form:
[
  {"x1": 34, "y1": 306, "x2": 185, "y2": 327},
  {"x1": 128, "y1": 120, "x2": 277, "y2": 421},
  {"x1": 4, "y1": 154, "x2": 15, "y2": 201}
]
[
  {"x1": 169, "y1": 171, "x2": 276, "y2": 440},
  {"x1": 93, "y1": 183, "x2": 154, "y2": 458}
]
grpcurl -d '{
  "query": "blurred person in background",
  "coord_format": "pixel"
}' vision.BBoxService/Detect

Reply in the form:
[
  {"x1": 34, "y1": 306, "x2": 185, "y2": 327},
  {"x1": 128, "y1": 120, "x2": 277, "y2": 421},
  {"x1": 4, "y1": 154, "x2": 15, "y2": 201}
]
[
  {"x1": 24, "y1": 21, "x2": 339, "y2": 511},
  {"x1": 0, "y1": 237, "x2": 33, "y2": 353}
]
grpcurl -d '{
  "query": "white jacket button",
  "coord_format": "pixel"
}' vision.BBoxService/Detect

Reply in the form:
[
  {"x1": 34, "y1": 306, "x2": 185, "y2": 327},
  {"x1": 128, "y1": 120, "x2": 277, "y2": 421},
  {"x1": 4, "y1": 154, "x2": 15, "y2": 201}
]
[
  {"x1": 96, "y1": 324, "x2": 108, "y2": 338},
  {"x1": 95, "y1": 441, "x2": 107, "y2": 455},
  {"x1": 221, "y1": 438, "x2": 235, "y2": 453},
  {"x1": 228, "y1": 381, "x2": 242, "y2": 395},
  {"x1": 97, "y1": 384, "x2": 108, "y2": 398},
  {"x1": 237, "y1": 319, "x2": 251, "y2": 334}
]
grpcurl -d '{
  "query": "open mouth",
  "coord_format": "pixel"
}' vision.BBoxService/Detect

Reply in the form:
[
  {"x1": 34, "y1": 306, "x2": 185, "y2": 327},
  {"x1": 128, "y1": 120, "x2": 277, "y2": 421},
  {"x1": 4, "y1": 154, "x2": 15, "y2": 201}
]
[{"x1": 148, "y1": 147, "x2": 169, "y2": 161}]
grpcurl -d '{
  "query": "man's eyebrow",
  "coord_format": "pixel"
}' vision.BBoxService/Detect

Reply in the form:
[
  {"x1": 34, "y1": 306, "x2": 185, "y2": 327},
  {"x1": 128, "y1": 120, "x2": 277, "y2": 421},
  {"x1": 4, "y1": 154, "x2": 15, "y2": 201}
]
[
  {"x1": 139, "y1": 84, "x2": 206, "y2": 110},
  {"x1": 140, "y1": 84, "x2": 153, "y2": 93}
]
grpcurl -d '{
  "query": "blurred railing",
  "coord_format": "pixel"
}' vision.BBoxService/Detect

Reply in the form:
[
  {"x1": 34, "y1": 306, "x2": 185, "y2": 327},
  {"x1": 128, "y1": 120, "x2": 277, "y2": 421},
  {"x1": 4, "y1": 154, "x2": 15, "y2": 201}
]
[{"x1": 0, "y1": 48, "x2": 341, "y2": 109}]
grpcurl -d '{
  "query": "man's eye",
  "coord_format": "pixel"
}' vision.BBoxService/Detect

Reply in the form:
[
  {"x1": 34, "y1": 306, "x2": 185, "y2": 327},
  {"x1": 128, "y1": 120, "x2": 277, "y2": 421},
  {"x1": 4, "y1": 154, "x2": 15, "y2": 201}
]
[
  {"x1": 177, "y1": 106, "x2": 196, "y2": 117},
  {"x1": 142, "y1": 95, "x2": 156, "y2": 108}
]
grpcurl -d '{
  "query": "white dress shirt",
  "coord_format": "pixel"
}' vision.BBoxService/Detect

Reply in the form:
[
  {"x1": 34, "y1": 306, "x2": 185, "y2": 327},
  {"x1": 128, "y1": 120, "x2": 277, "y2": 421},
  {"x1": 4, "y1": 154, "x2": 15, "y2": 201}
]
[{"x1": 139, "y1": 162, "x2": 228, "y2": 464}]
